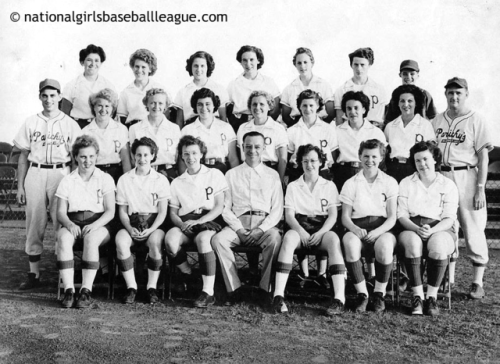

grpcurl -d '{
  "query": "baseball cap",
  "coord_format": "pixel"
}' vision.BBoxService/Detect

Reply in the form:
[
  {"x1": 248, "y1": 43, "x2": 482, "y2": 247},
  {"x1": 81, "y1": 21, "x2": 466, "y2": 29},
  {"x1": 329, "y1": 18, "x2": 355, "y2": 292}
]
[
  {"x1": 444, "y1": 77, "x2": 468, "y2": 90},
  {"x1": 400, "y1": 60, "x2": 419, "y2": 72},
  {"x1": 39, "y1": 79, "x2": 61, "y2": 92}
]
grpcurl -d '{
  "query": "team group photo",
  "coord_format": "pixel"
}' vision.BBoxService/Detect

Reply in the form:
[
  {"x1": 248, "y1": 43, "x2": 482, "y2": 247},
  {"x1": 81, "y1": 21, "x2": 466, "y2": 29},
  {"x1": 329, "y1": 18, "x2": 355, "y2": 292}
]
[{"x1": 1, "y1": 0, "x2": 499, "y2": 363}]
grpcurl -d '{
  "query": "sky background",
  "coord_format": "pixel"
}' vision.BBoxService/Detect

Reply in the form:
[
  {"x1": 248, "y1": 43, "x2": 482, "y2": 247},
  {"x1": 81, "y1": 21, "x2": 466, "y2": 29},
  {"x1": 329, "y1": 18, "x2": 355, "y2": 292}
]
[{"x1": 1, "y1": 0, "x2": 499, "y2": 145}]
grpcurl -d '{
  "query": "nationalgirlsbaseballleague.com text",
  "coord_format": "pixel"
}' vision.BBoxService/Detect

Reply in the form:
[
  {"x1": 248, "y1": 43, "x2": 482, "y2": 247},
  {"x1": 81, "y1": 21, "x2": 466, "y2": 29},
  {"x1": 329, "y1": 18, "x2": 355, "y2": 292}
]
[{"x1": 20, "y1": 11, "x2": 228, "y2": 25}]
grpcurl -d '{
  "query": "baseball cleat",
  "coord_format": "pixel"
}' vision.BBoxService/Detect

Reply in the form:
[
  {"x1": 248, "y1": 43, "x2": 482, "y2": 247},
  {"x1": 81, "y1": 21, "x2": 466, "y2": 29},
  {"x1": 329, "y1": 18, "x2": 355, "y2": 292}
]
[
  {"x1": 372, "y1": 292, "x2": 385, "y2": 313},
  {"x1": 75, "y1": 288, "x2": 92, "y2": 309},
  {"x1": 272, "y1": 295, "x2": 288, "y2": 314},
  {"x1": 61, "y1": 288, "x2": 75, "y2": 308},
  {"x1": 194, "y1": 291, "x2": 215, "y2": 308},
  {"x1": 425, "y1": 297, "x2": 440, "y2": 316},
  {"x1": 19, "y1": 273, "x2": 40, "y2": 290},
  {"x1": 469, "y1": 283, "x2": 485, "y2": 300},
  {"x1": 122, "y1": 288, "x2": 137, "y2": 304},
  {"x1": 325, "y1": 299, "x2": 344, "y2": 316},
  {"x1": 147, "y1": 288, "x2": 159, "y2": 305},
  {"x1": 355, "y1": 293, "x2": 369, "y2": 313},
  {"x1": 411, "y1": 296, "x2": 423, "y2": 315}
]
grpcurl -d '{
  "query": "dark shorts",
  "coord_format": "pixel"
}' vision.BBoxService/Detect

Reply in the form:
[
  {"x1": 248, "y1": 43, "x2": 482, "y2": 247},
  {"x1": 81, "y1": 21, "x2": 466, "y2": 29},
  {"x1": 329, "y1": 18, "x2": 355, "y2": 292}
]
[
  {"x1": 67, "y1": 211, "x2": 109, "y2": 249},
  {"x1": 385, "y1": 159, "x2": 415, "y2": 184},
  {"x1": 179, "y1": 210, "x2": 225, "y2": 237},
  {"x1": 98, "y1": 163, "x2": 122, "y2": 184},
  {"x1": 408, "y1": 216, "x2": 457, "y2": 242},
  {"x1": 332, "y1": 163, "x2": 361, "y2": 192}
]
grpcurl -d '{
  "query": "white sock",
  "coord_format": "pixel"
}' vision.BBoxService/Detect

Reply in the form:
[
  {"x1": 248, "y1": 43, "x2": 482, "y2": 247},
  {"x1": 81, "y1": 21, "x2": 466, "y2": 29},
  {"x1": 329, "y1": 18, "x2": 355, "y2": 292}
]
[
  {"x1": 81, "y1": 269, "x2": 97, "y2": 292},
  {"x1": 273, "y1": 272, "x2": 289, "y2": 298},
  {"x1": 473, "y1": 266, "x2": 485, "y2": 286},
  {"x1": 426, "y1": 285, "x2": 439, "y2": 299},
  {"x1": 147, "y1": 269, "x2": 160, "y2": 290},
  {"x1": 449, "y1": 261, "x2": 456, "y2": 284},
  {"x1": 412, "y1": 285, "x2": 424, "y2": 299},
  {"x1": 60, "y1": 268, "x2": 74, "y2": 291},
  {"x1": 368, "y1": 262, "x2": 375, "y2": 277},
  {"x1": 29, "y1": 261, "x2": 40, "y2": 278},
  {"x1": 331, "y1": 275, "x2": 345, "y2": 304},
  {"x1": 202, "y1": 275, "x2": 215, "y2": 296},
  {"x1": 178, "y1": 262, "x2": 192, "y2": 275},
  {"x1": 374, "y1": 281, "x2": 387, "y2": 296},
  {"x1": 122, "y1": 269, "x2": 137, "y2": 290},
  {"x1": 354, "y1": 281, "x2": 369, "y2": 297}
]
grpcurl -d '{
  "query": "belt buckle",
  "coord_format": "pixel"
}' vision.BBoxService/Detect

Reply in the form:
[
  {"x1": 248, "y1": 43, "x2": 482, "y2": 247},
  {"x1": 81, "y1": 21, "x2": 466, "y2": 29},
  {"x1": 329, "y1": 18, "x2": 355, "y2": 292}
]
[
  {"x1": 351, "y1": 162, "x2": 360, "y2": 168},
  {"x1": 207, "y1": 158, "x2": 216, "y2": 165},
  {"x1": 397, "y1": 157, "x2": 408, "y2": 164}
]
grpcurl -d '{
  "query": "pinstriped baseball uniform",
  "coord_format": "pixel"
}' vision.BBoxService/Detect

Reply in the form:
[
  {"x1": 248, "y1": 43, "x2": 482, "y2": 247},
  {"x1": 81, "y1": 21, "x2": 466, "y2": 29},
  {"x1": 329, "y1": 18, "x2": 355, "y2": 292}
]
[{"x1": 432, "y1": 110, "x2": 493, "y2": 266}]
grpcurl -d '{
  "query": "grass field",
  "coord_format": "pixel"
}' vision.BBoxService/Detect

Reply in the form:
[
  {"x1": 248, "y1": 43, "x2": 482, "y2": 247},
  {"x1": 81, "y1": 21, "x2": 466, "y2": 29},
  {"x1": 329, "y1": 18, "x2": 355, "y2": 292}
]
[{"x1": 1, "y1": 225, "x2": 500, "y2": 363}]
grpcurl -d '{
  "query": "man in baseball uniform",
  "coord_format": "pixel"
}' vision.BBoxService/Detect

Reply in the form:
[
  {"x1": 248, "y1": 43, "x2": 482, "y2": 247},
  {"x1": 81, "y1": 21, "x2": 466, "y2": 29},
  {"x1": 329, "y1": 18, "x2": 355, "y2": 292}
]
[
  {"x1": 211, "y1": 131, "x2": 283, "y2": 305},
  {"x1": 385, "y1": 60, "x2": 438, "y2": 124},
  {"x1": 14, "y1": 79, "x2": 81, "y2": 289},
  {"x1": 432, "y1": 77, "x2": 493, "y2": 299}
]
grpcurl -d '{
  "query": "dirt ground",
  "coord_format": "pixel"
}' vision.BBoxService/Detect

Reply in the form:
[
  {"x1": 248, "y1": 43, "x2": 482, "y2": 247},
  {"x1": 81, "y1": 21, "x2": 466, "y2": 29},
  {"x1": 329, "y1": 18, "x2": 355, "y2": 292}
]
[{"x1": 1, "y1": 224, "x2": 500, "y2": 364}]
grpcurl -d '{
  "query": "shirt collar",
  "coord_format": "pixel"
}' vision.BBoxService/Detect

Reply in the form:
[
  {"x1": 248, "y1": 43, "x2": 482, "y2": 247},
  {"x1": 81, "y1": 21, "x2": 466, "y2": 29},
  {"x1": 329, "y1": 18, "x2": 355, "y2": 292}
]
[
  {"x1": 86, "y1": 119, "x2": 119, "y2": 131},
  {"x1": 237, "y1": 72, "x2": 264, "y2": 82},
  {"x1": 68, "y1": 167, "x2": 103, "y2": 181},
  {"x1": 296, "y1": 175, "x2": 328, "y2": 187},
  {"x1": 411, "y1": 171, "x2": 446, "y2": 185},
  {"x1": 338, "y1": 118, "x2": 373, "y2": 131},
  {"x1": 291, "y1": 75, "x2": 319, "y2": 87},
  {"x1": 393, "y1": 114, "x2": 423, "y2": 127},
  {"x1": 139, "y1": 115, "x2": 170, "y2": 130},
  {"x1": 354, "y1": 169, "x2": 385, "y2": 182},
  {"x1": 178, "y1": 164, "x2": 210, "y2": 180},
  {"x1": 129, "y1": 167, "x2": 161, "y2": 180},
  {"x1": 37, "y1": 111, "x2": 65, "y2": 123},
  {"x1": 247, "y1": 116, "x2": 275, "y2": 129},
  {"x1": 296, "y1": 116, "x2": 323, "y2": 129},
  {"x1": 242, "y1": 160, "x2": 265, "y2": 176}
]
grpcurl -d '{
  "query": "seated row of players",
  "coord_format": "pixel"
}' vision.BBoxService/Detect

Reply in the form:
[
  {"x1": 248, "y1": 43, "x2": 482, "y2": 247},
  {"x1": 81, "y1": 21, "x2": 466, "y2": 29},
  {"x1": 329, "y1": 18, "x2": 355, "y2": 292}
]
[
  {"x1": 62, "y1": 44, "x2": 435, "y2": 131},
  {"x1": 15, "y1": 76, "x2": 492, "y2": 314},
  {"x1": 54, "y1": 131, "x2": 458, "y2": 318}
]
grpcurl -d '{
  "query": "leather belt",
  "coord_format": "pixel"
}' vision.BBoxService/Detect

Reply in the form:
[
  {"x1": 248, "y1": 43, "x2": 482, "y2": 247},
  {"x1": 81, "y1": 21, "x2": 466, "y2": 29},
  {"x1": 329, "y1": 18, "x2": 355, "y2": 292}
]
[
  {"x1": 30, "y1": 161, "x2": 71, "y2": 169},
  {"x1": 98, "y1": 163, "x2": 121, "y2": 168},
  {"x1": 241, "y1": 210, "x2": 269, "y2": 217},
  {"x1": 339, "y1": 161, "x2": 360, "y2": 168},
  {"x1": 441, "y1": 165, "x2": 474, "y2": 172},
  {"x1": 391, "y1": 157, "x2": 408, "y2": 164},
  {"x1": 204, "y1": 158, "x2": 224, "y2": 166}
]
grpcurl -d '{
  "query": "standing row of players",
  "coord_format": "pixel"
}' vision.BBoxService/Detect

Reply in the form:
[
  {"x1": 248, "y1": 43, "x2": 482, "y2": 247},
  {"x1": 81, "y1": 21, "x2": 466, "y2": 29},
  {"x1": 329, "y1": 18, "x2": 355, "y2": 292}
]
[
  {"x1": 14, "y1": 62, "x2": 492, "y2": 315},
  {"x1": 62, "y1": 44, "x2": 434, "y2": 131}
]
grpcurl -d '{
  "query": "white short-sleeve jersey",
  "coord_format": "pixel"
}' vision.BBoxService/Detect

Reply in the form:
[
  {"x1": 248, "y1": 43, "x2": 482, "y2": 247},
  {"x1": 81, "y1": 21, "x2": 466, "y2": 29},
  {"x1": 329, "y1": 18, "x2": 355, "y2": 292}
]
[
  {"x1": 173, "y1": 78, "x2": 229, "y2": 121},
  {"x1": 170, "y1": 165, "x2": 228, "y2": 216},
  {"x1": 236, "y1": 117, "x2": 288, "y2": 163},
  {"x1": 56, "y1": 167, "x2": 115, "y2": 213},
  {"x1": 334, "y1": 78, "x2": 388, "y2": 123},
  {"x1": 63, "y1": 74, "x2": 116, "y2": 120},
  {"x1": 129, "y1": 116, "x2": 181, "y2": 166},
  {"x1": 116, "y1": 168, "x2": 171, "y2": 215},
  {"x1": 285, "y1": 176, "x2": 340, "y2": 216},
  {"x1": 384, "y1": 114, "x2": 436, "y2": 159},
  {"x1": 397, "y1": 172, "x2": 459, "y2": 221},
  {"x1": 280, "y1": 76, "x2": 334, "y2": 119},
  {"x1": 335, "y1": 119, "x2": 387, "y2": 163},
  {"x1": 117, "y1": 80, "x2": 172, "y2": 123},
  {"x1": 431, "y1": 110, "x2": 494, "y2": 167},
  {"x1": 13, "y1": 112, "x2": 81, "y2": 164},
  {"x1": 181, "y1": 118, "x2": 236, "y2": 160},
  {"x1": 227, "y1": 73, "x2": 281, "y2": 115},
  {"x1": 82, "y1": 119, "x2": 129, "y2": 165},
  {"x1": 287, "y1": 117, "x2": 338, "y2": 167},
  {"x1": 340, "y1": 170, "x2": 398, "y2": 219}
]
